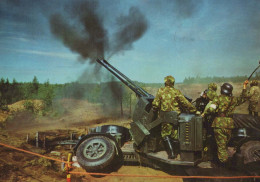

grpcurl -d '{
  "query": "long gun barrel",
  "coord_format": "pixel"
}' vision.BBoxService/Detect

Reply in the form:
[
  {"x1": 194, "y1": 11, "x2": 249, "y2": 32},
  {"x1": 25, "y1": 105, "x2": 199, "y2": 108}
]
[{"x1": 96, "y1": 59, "x2": 154, "y2": 99}]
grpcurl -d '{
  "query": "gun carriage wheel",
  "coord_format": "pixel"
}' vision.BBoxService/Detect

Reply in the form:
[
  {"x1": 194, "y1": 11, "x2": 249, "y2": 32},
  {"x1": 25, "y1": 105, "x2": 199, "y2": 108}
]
[{"x1": 76, "y1": 135, "x2": 116, "y2": 171}]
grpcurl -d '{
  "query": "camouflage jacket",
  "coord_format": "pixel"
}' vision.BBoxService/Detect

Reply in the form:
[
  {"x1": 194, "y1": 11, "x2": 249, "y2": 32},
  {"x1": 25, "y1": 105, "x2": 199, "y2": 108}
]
[
  {"x1": 244, "y1": 86, "x2": 260, "y2": 103},
  {"x1": 204, "y1": 90, "x2": 246, "y2": 128},
  {"x1": 206, "y1": 89, "x2": 218, "y2": 101},
  {"x1": 152, "y1": 86, "x2": 196, "y2": 114}
]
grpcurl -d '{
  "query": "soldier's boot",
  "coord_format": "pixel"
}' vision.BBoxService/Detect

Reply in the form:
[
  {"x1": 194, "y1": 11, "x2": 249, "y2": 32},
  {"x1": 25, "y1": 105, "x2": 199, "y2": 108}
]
[{"x1": 163, "y1": 136, "x2": 176, "y2": 159}]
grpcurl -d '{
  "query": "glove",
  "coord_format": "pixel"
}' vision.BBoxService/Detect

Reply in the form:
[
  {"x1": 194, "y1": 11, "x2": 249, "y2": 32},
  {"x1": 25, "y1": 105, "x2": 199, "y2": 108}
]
[
  {"x1": 244, "y1": 80, "x2": 249, "y2": 85},
  {"x1": 243, "y1": 80, "x2": 249, "y2": 89}
]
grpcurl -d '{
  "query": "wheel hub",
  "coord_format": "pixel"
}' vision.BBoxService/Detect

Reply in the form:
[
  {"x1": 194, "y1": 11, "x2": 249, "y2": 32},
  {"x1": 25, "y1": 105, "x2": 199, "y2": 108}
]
[{"x1": 83, "y1": 140, "x2": 107, "y2": 160}]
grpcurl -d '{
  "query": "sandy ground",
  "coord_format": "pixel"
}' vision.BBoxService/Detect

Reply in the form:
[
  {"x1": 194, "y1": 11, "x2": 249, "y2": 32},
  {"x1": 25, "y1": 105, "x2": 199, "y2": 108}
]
[{"x1": 0, "y1": 98, "x2": 184, "y2": 182}]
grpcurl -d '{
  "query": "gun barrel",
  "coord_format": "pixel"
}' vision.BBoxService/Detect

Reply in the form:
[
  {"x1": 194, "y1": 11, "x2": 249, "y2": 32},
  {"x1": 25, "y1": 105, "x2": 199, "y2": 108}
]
[
  {"x1": 96, "y1": 59, "x2": 153, "y2": 99},
  {"x1": 248, "y1": 64, "x2": 260, "y2": 80}
]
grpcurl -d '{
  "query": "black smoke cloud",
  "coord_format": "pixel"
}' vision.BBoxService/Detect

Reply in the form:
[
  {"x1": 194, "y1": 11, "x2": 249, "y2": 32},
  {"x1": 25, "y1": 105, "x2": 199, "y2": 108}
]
[
  {"x1": 50, "y1": 1, "x2": 108, "y2": 63},
  {"x1": 1, "y1": 0, "x2": 148, "y2": 117},
  {"x1": 108, "y1": 7, "x2": 148, "y2": 58},
  {"x1": 49, "y1": 1, "x2": 148, "y2": 63},
  {"x1": 49, "y1": 0, "x2": 148, "y2": 117}
]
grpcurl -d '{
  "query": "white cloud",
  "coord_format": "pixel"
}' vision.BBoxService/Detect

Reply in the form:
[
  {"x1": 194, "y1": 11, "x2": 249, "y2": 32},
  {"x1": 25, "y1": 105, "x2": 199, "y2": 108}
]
[
  {"x1": 4, "y1": 36, "x2": 32, "y2": 42},
  {"x1": 0, "y1": 47, "x2": 76, "y2": 60}
]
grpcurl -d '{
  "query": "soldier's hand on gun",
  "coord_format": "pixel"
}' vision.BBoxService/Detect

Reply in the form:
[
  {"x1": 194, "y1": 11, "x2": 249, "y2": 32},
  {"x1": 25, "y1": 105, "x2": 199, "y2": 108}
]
[{"x1": 201, "y1": 113, "x2": 205, "y2": 117}]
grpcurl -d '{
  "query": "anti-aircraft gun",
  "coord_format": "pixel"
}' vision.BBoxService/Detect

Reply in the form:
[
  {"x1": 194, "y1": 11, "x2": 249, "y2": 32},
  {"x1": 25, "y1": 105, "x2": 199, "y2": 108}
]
[
  {"x1": 96, "y1": 59, "x2": 201, "y2": 155},
  {"x1": 73, "y1": 59, "x2": 260, "y2": 173}
]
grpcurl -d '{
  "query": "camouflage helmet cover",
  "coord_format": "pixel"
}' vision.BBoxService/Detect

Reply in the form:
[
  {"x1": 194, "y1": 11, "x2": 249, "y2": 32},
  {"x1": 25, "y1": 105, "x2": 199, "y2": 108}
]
[
  {"x1": 250, "y1": 80, "x2": 258, "y2": 86},
  {"x1": 208, "y1": 83, "x2": 217, "y2": 91},
  {"x1": 164, "y1": 75, "x2": 175, "y2": 86}
]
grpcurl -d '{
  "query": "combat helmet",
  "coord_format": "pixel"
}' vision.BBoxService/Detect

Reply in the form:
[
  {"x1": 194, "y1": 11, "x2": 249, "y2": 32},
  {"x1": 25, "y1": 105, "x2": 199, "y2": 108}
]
[
  {"x1": 208, "y1": 83, "x2": 217, "y2": 91},
  {"x1": 250, "y1": 80, "x2": 258, "y2": 86},
  {"x1": 164, "y1": 75, "x2": 175, "y2": 87},
  {"x1": 221, "y1": 83, "x2": 233, "y2": 96}
]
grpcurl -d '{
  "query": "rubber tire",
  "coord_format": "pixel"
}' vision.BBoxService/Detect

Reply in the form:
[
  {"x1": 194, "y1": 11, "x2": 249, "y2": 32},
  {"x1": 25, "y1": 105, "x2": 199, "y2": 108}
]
[
  {"x1": 240, "y1": 140, "x2": 260, "y2": 164},
  {"x1": 76, "y1": 136, "x2": 116, "y2": 171}
]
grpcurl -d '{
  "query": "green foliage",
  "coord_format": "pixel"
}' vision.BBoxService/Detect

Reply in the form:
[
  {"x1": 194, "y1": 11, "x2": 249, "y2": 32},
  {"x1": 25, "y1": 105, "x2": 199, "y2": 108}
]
[
  {"x1": 32, "y1": 76, "x2": 39, "y2": 93},
  {"x1": 23, "y1": 76, "x2": 40, "y2": 99},
  {"x1": 0, "y1": 78, "x2": 13, "y2": 110},
  {"x1": 0, "y1": 76, "x2": 55, "y2": 113},
  {"x1": 23, "y1": 100, "x2": 34, "y2": 112},
  {"x1": 38, "y1": 80, "x2": 54, "y2": 108}
]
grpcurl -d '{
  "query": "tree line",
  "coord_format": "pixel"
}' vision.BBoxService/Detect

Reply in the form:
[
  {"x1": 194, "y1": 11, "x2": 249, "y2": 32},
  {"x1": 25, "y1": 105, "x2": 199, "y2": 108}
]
[
  {"x1": 183, "y1": 72, "x2": 260, "y2": 84},
  {"x1": 1, "y1": 73, "x2": 259, "y2": 112},
  {"x1": 0, "y1": 76, "x2": 55, "y2": 110},
  {"x1": 0, "y1": 76, "x2": 134, "y2": 113}
]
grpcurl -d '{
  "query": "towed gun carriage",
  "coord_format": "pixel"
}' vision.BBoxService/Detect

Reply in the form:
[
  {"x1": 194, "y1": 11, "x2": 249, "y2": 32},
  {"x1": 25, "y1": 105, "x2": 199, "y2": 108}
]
[{"x1": 73, "y1": 59, "x2": 260, "y2": 172}]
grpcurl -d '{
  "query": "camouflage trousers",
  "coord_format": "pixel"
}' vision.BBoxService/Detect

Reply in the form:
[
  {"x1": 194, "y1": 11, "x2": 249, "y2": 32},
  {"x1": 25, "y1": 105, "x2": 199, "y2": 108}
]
[
  {"x1": 248, "y1": 101, "x2": 258, "y2": 112},
  {"x1": 161, "y1": 123, "x2": 178, "y2": 139},
  {"x1": 214, "y1": 128, "x2": 232, "y2": 163}
]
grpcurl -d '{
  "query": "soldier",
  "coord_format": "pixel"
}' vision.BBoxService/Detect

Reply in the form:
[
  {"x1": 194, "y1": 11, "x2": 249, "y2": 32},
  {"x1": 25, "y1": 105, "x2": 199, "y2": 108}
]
[
  {"x1": 202, "y1": 83, "x2": 218, "y2": 114},
  {"x1": 243, "y1": 80, "x2": 260, "y2": 116},
  {"x1": 202, "y1": 82, "x2": 246, "y2": 166},
  {"x1": 194, "y1": 89, "x2": 208, "y2": 113},
  {"x1": 152, "y1": 75, "x2": 197, "y2": 159},
  {"x1": 206, "y1": 83, "x2": 218, "y2": 101}
]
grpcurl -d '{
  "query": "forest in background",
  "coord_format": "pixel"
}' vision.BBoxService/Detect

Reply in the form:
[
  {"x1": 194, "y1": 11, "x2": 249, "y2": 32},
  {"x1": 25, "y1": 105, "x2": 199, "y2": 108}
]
[
  {"x1": 0, "y1": 73, "x2": 259, "y2": 112},
  {"x1": 183, "y1": 71, "x2": 260, "y2": 84}
]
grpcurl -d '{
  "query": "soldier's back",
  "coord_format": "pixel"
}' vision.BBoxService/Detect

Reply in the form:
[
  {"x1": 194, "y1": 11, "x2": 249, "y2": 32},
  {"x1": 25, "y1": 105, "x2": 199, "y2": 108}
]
[
  {"x1": 158, "y1": 86, "x2": 183, "y2": 112},
  {"x1": 249, "y1": 86, "x2": 260, "y2": 102}
]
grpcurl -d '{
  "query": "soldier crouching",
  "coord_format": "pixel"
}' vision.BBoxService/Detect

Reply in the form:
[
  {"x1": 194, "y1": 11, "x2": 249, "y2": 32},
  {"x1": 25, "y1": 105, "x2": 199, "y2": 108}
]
[{"x1": 152, "y1": 75, "x2": 198, "y2": 159}]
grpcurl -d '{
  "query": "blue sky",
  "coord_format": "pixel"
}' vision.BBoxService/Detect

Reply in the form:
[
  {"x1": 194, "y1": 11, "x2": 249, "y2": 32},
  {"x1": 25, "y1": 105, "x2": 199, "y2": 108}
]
[{"x1": 0, "y1": 0, "x2": 260, "y2": 84}]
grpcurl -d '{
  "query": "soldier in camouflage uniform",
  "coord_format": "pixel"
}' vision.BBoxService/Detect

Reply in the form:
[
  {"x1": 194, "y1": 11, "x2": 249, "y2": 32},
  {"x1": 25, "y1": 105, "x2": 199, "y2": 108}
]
[
  {"x1": 202, "y1": 83, "x2": 246, "y2": 165},
  {"x1": 206, "y1": 83, "x2": 218, "y2": 101},
  {"x1": 243, "y1": 80, "x2": 260, "y2": 116},
  {"x1": 152, "y1": 75, "x2": 197, "y2": 159},
  {"x1": 203, "y1": 83, "x2": 218, "y2": 114}
]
